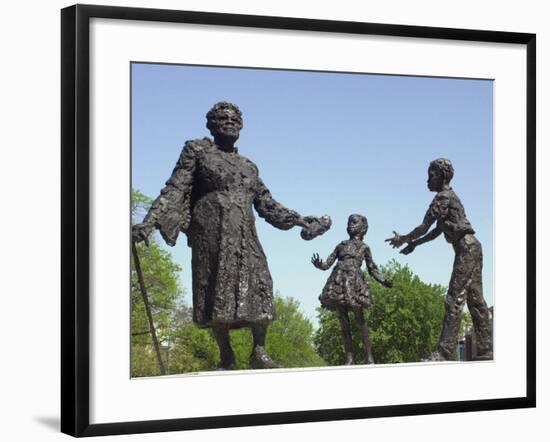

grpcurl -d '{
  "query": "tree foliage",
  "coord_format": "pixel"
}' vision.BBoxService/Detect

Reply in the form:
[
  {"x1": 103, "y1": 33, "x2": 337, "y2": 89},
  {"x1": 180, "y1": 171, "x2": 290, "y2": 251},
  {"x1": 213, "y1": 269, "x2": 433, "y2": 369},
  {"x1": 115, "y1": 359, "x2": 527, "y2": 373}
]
[
  {"x1": 131, "y1": 240, "x2": 183, "y2": 376},
  {"x1": 459, "y1": 311, "x2": 473, "y2": 337},
  {"x1": 314, "y1": 260, "x2": 447, "y2": 364},
  {"x1": 131, "y1": 189, "x2": 184, "y2": 376},
  {"x1": 265, "y1": 296, "x2": 325, "y2": 368}
]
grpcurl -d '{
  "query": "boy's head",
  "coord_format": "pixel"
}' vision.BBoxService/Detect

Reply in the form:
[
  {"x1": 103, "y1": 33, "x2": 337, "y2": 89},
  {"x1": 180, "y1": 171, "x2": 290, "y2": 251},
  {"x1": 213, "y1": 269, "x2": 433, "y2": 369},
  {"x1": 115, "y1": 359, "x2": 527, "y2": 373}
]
[{"x1": 427, "y1": 158, "x2": 454, "y2": 192}]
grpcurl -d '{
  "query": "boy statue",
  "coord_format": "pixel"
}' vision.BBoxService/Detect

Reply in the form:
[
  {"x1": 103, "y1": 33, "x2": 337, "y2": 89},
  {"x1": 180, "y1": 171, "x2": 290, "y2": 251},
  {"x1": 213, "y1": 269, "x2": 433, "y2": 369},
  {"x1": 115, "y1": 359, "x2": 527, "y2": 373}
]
[{"x1": 386, "y1": 158, "x2": 493, "y2": 361}]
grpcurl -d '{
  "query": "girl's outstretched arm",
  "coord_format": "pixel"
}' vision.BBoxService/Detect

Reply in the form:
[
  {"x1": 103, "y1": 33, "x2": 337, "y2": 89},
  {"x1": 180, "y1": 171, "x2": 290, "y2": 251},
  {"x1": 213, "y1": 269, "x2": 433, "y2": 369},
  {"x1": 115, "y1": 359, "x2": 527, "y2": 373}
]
[
  {"x1": 312, "y1": 248, "x2": 337, "y2": 271},
  {"x1": 365, "y1": 245, "x2": 393, "y2": 287}
]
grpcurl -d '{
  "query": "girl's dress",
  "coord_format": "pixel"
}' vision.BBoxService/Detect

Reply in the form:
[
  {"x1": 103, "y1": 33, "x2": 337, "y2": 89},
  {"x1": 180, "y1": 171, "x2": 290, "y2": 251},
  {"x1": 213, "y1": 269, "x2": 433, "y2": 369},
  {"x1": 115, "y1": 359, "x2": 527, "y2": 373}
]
[{"x1": 319, "y1": 239, "x2": 373, "y2": 311}]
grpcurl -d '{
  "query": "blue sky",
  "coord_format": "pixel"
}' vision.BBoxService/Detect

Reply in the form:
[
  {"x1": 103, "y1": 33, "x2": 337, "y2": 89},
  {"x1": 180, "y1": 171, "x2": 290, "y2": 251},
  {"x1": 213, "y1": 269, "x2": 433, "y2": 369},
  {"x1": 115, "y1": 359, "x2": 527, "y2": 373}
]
[{"x1": 131, "y1": 63, "x2": 494, "y2": 327}]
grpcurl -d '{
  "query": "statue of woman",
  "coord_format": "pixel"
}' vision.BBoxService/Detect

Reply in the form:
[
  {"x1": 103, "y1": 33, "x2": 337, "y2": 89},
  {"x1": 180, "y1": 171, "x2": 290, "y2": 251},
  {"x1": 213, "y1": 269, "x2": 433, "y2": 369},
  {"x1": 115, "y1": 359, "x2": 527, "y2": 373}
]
[
  {"x1": 386, "y1": 158, "x2": 493, "y2": 361},
  {"x1": 133, "y1": 102, "x2": 331, "y2": 370},
  {"x1": 312, "y1": 214, "x2": 392, "y2": 365}
]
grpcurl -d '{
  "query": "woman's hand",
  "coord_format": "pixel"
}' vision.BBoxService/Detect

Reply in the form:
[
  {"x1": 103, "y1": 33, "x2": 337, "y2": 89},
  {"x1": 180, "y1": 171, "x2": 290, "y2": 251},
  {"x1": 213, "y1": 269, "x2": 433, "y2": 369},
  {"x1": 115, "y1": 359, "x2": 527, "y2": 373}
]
[
  {"x1": 300, "y1": 215, "x2": 332, "y2": 241},
  {"x1": 132, "y1": 223, "x2": 153, "y2": 245}
]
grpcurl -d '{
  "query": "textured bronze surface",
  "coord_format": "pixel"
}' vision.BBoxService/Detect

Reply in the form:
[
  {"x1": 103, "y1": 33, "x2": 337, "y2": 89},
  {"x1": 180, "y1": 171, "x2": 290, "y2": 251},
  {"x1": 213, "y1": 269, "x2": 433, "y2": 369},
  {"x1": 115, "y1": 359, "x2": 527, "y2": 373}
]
[
  {"x1": 313, "y1": 214, "x2": 392, "y2": 365},
  {"x1": 133, "y1": 102, "x2": 330, "y2": 369},
  {"x1": 387, "y1": 159, "x2": 493, "y2": 361}
]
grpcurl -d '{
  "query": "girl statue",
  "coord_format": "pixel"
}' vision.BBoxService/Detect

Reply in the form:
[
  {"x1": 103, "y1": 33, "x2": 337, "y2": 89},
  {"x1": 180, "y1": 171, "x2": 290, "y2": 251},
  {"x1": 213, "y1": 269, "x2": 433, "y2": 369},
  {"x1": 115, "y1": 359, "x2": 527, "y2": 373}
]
[{"x1": 312, "y1": 214, "x2": 392, "y2": 365}]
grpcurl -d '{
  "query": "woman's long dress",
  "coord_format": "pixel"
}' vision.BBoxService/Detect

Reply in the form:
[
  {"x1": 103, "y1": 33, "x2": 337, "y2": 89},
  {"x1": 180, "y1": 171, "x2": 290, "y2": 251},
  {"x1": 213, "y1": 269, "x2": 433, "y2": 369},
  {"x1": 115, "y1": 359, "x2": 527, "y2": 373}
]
[{"x1": 143, "y1": 137, "x2": 302, "y2": 328}]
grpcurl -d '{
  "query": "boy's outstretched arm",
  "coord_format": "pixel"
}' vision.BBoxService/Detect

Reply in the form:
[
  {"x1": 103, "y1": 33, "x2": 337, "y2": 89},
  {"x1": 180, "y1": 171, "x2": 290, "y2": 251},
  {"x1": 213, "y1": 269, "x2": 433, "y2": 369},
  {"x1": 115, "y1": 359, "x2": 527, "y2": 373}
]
[
  {"x1": 386, "y1": 201, "x2": 438, "y2": 248},
  {"x1": 400, "y1": 226, "x2": 442, "y2": 255}
]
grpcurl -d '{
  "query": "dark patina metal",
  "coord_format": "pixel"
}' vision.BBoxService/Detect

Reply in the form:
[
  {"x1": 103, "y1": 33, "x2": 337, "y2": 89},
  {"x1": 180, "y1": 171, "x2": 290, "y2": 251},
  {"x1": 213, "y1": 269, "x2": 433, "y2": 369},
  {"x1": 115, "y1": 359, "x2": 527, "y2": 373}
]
[
  {"x1": 313, "y1": 214, "x2": 392, "y2": 365},
  {"x1": 386, "y1": 159, "x2": 493, "y2": 361},
  {"x1": 133, "y1": 102, "x2": 331, "y2": 370}
]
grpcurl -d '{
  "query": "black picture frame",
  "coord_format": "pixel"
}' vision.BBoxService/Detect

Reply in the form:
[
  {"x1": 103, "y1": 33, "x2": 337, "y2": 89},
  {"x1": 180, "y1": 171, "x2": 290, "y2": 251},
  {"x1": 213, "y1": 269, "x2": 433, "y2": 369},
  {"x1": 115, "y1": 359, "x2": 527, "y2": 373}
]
[{"x1": 61, "y1": 4, "x2": 536, "y2": 437}]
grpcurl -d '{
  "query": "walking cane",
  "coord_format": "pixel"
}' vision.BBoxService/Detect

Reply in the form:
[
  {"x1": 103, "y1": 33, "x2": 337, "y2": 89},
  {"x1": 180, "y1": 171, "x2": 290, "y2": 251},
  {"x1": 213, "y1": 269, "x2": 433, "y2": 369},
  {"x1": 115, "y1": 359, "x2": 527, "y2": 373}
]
[{"x1": 132, "y1": 239, "x2": 166, "y2": 375}]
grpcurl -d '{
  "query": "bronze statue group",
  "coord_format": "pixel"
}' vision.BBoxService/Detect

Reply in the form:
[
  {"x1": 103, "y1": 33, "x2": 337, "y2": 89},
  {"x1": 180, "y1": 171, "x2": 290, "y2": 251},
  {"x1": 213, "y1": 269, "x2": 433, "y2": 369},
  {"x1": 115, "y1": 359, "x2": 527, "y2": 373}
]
[{"x1": 133, "y1": 101, "x2": 494, "y2": 370}]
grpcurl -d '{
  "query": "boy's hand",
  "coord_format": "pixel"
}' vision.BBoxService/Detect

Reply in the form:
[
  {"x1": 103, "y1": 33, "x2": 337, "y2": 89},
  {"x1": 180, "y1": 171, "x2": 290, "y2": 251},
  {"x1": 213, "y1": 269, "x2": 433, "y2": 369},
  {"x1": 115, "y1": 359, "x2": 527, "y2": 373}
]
[
  {"x1": 385, "y1": 231, "x2": 406, "y2": 248},
  {"x1": 400, "y1": 242, "x2": 416, "y2": 255}
]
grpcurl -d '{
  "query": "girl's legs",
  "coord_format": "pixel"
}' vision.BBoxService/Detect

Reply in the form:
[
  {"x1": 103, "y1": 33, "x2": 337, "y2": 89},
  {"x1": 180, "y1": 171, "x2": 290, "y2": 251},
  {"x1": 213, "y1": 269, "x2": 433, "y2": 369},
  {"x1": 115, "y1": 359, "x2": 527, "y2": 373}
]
[
  {"x1": 338, "y1": 308, "x2": 354, "y2": 365},
  {"x1": 354, "y1": 308, "x2": 375, "y2": 364}
]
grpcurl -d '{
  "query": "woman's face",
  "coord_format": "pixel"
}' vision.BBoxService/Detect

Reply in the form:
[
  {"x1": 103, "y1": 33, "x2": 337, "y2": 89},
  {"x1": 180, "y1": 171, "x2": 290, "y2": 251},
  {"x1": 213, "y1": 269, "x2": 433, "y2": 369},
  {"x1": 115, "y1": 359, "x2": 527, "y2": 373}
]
[{"x1": 211, "y1": 108, "x2": 243, "y2": 140}]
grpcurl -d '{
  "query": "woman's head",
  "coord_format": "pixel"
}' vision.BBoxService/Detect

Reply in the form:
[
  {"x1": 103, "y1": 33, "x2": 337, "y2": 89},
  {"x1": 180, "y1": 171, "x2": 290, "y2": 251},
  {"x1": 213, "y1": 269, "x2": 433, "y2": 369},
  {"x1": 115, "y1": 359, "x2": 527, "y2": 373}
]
[{"x1": 206, "y1": 102, "x2": 244, "y2": 141}]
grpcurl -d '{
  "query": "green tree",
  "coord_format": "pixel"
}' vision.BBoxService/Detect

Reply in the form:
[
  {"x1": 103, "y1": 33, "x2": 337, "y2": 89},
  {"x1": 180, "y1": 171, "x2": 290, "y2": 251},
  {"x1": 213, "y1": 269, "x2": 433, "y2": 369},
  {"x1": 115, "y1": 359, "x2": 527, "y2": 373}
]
[
  {"x1": 165, "y1": 304, "x2": 219, "y2": 373},
  {"x1": 131, "y1": 240, "x2": 184, "y2": 375},
  {"x1": 132, "y1": 188, "x2": 154, "y2": 218},
  {"x1": 314, "y1": 260, "x2": 446, "y2": 365},
  {"x1": 266, "y1": 296, "x2": 325, "y2": 368},
  {"x1": 229, "y1": 296, "x2": 325, "y2": 369},
  {"x1": 459, "y1": 311, "x2": 473, "y2": 337},
  {"x1": 131, "y1": 189, "x2": 184, "y2": 377}
]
